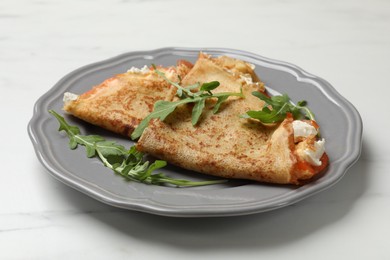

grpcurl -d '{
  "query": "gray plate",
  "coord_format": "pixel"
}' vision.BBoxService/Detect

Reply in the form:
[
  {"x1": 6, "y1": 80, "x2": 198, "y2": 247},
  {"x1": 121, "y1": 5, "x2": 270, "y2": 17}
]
[{"x1": 28, "y1": 47, "x2": 362, "y2": 217}]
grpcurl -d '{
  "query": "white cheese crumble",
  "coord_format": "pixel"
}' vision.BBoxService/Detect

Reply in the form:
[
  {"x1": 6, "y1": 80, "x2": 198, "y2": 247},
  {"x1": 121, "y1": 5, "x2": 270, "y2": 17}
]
[
  {"x1": 164, "y1": 68, "x2": 176, "y2": 80},
  {"x1": 127, "y1": 65, "x2": 150, "y2": 74},
  {"x1": 292, "y1": 120, "x2": 317, "y2": 141},
  {"x1": 63, "y1": 92, "x2": 79, "y2": 103},
  {"x1": 298, "y1": 139, "x2": 326, "y2": 166},
  {"x1": 240, "y1": 74, "x2": 254, "y2": 85}
]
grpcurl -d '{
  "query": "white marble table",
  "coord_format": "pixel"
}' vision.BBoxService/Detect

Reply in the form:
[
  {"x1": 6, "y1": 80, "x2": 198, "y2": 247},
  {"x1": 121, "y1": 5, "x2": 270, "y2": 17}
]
[{"x1": 2, "y1": 0, "x2": 389, "y2": 259}]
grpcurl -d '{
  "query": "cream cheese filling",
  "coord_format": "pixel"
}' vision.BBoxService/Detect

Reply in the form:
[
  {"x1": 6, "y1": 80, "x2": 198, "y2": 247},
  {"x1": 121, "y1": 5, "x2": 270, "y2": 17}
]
[
  {"x1": 293, "y1": 120, "x2": 325, "y2": 166},
  {"x1": 127, "y1": 65, "x2": 150, "y2": 74},
  {"x1": 63, "y1": 92, "x2": 79, "y2": 103}
]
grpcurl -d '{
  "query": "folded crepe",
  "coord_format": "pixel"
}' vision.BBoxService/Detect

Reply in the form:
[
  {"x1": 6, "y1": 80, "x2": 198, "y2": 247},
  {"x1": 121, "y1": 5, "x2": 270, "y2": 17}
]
[
  {"x1": 63, "y1": 62, "x2": 192, "y2": 137},
  {"x1": 63, "y1": 53, "x2": 328, "y2": 185},
  {"x1": 136, "y1": 53, "x2": 328, "y2": 184}
]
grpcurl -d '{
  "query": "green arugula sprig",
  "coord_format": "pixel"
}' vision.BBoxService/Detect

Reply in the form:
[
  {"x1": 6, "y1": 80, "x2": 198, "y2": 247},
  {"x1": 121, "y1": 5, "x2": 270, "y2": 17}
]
[
  {"x1": 131, "y1": 66, "x2": 244, "y2": 140},
  {"x1": 242, "y1": 91, "x2": 316, "y2": 124},
  {"x1": 49, "y1": 110, "x2": 226, "y2": 187}
]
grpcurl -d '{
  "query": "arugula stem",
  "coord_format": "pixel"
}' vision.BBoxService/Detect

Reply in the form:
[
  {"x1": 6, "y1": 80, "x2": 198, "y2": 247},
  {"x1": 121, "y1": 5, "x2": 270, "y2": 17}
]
[
  {"x1": 212, "y1": 89, "x2": 244, "y2": 99},
  {"x1": 96, "y1": 148, "x2": 114, "y2": 169},
  {"x1": 152, "y1": 64, "x2": 194, "y2": 98},
  {"x1": 296, "y1": 104, "x2": 316, "y2": 121}
]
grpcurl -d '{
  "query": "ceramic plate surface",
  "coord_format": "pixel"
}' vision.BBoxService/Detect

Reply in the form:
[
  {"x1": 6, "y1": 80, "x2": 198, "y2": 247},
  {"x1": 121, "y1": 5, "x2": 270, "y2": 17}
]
[{"x1": 28, "y1": 47, "x2": 362, "y2": 217}]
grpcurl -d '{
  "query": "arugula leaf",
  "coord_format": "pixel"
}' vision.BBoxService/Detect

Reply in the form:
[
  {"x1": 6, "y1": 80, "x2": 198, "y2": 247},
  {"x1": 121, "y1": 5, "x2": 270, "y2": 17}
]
[
  {"x1": 213, "y1": 95, "x2": 229, "y2": 114},
  {"x1": 191, "y1": 98, "x2": 206, "y2": 125},
  {"x1": 242, "y1": 91, "x2": 316, "y2": 124},
  {"x1": 131, "y1": 68, "x2": 244, "y2": 140},
  {"x1": 200, "y1": 81, "x2": 220, "y2": 93},
  {"x1": 131, "y1": 98, "x2": 198, "y2": 140},
  {"x1": 296, "y1": 100, "x2": 316, "y2": 121},
  {"x1": 50, "y1": 110, "x2": 226, "y2": 187},
  {"x1": 50, "y1": 109, "x2": 81, "y2": 148}
]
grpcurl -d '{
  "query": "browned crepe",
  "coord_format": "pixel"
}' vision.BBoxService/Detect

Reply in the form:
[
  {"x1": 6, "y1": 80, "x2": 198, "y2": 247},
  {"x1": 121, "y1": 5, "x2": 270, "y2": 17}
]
[
  {"x1": 136, "y1": 54, "x2": 328, "y2": 184},
  {"x1": 63, "y1": 64, "x2": 191, "y2": 137}
]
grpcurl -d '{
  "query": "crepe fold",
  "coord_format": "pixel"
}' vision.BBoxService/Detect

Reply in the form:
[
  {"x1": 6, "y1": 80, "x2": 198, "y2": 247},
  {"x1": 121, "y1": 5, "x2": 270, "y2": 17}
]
[
  {"x1": 136, "y1": 54, "x2": 328, "y2": 184},
  {"x1": 63, "y1": 63, "x2": 191, "y2": 137}
]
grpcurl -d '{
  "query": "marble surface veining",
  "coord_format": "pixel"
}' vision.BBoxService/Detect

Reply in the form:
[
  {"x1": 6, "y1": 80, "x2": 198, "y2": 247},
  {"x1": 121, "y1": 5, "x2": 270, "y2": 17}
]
[{"x1": 1, "y1": 0, "x2": 390, "y2": 259}]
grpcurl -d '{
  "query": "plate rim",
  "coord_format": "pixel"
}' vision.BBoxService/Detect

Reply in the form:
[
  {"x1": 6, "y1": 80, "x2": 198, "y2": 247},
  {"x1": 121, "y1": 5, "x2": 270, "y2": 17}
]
[{"x1": 28, "y1": 47, "x2": 363, "y2": 217}]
